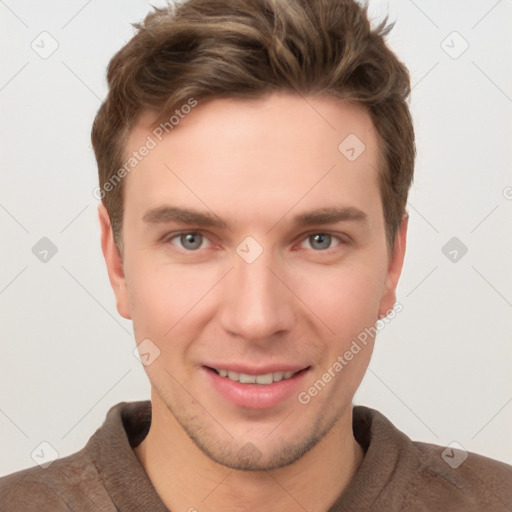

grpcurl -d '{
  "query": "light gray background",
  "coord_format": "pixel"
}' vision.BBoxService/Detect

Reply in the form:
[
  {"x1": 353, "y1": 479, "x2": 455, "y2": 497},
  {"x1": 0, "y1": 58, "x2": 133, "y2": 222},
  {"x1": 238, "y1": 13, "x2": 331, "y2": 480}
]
[{"x1": 1, "y1": 0, "x2": 511, "y2": 475}]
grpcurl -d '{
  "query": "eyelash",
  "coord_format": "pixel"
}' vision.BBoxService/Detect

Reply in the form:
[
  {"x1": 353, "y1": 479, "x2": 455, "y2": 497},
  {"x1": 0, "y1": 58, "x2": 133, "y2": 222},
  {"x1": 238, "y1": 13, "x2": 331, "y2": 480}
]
[{"x1": 162, "y1": 231, "x2": 348, "y2": 254}]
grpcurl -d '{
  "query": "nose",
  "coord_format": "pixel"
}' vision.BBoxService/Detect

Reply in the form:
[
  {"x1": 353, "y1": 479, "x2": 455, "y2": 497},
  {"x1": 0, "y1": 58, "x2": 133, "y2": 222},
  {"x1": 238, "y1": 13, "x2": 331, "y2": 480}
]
[{"x1": 218, "y1": 249, "x2": 296, "y2": 343}]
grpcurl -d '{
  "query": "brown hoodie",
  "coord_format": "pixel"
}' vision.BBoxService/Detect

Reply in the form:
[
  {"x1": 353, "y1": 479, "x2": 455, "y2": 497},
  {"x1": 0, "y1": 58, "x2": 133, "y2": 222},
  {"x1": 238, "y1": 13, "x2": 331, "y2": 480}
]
[{"x1": 1, "y1": 401, "x2": 511, "y2": 511}]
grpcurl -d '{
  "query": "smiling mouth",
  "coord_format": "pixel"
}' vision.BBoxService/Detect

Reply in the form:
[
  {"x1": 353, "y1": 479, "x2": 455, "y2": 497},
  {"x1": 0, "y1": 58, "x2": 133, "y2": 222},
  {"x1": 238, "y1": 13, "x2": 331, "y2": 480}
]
[{"x1": 206, "y1": 367, "x2": 310, "y2": 385}]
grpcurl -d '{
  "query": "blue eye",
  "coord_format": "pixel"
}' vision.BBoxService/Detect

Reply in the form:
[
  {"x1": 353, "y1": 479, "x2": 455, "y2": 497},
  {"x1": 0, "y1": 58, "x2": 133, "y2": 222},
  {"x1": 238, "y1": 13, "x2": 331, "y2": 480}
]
[
  {"x1": 172, "y1": 232, "x2": 206, "y2": 250},
  {"x1": 165, "y1": 231, "x2": 344, "y2": 253},
  {"x1": 301, "y1": 233, "x2": 341, "y2": 251}
]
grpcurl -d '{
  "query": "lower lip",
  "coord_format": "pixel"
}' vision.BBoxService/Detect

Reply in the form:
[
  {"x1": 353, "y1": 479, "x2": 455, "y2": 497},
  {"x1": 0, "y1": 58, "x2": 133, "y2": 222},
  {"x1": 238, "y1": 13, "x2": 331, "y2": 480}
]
[{"x1": 203, "y1": 367, "x2": 310, "y2": 410}]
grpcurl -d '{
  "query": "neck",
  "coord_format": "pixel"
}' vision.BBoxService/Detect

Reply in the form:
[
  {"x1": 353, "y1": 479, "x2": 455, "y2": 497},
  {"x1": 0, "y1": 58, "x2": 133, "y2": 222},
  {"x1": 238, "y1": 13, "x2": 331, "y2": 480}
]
[{"x1": 134, "y1": 393, "x2": 364, "y2": 512}]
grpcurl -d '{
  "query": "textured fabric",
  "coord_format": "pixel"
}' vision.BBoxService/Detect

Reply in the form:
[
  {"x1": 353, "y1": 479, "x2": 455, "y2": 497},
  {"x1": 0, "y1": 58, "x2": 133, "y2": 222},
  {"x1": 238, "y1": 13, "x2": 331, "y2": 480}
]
[{"x1": 1, "y1": 401, "x2": 511, "y2": 511}]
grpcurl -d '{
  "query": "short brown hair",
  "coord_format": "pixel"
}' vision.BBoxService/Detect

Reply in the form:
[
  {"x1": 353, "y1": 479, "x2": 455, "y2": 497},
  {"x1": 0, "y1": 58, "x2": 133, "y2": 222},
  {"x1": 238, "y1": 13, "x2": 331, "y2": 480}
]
[{"x1": 91, "y1": 0, "x2": 415, "y2": 250}]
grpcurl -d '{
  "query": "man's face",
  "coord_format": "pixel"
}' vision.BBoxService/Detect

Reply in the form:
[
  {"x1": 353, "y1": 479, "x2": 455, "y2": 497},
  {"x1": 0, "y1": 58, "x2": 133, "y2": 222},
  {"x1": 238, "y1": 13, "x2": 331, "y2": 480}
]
[{"x1": 101, "y1": 92, "x2": 405, "y2": 470}]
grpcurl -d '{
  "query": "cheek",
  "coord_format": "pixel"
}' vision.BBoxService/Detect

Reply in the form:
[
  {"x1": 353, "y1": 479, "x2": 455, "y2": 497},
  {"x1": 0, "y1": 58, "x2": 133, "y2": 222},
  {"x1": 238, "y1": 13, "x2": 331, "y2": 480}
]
[
  {"x1": 292, "y1": 264, "x2": 384, "y2": 401},
  {"x1": 124, "y1": 255, "x2": 218, "y2": 343},
  {"x1": 292, "y1": 261, "x2": 385, "y2": 341}
]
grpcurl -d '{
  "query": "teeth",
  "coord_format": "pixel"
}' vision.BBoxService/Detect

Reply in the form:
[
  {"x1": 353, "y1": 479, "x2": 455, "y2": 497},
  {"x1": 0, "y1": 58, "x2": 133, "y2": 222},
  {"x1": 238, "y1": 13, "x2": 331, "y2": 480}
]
[
  {"x1": 214, "y1": 369, "x2": 298, "y2": 385},
  {"x1": 273, "y1": 371, "x2": 284, "y2": 382},
  {"x1": 240, "y1": 373, "x2": 256, "y2": 384},
  {"x1": 255, "y1": 373, "x2": 273, "y2": 384}
]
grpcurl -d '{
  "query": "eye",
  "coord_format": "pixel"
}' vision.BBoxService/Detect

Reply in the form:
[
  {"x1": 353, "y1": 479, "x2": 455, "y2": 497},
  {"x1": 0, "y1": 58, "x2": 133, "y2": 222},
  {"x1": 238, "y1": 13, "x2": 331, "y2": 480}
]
[
  {"x1": 168, "y1": 232, "x2": 210, "y2": 251},
  {"x1": 300, "y1": 233, "x2": 342, "y2": 251}
]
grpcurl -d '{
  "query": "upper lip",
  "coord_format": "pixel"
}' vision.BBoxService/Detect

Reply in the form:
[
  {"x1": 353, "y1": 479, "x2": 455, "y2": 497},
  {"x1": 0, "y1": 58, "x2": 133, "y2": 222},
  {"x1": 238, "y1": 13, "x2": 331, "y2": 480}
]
[{"x1": 204, "y1": 363, "x2": 310, "y2": 375}]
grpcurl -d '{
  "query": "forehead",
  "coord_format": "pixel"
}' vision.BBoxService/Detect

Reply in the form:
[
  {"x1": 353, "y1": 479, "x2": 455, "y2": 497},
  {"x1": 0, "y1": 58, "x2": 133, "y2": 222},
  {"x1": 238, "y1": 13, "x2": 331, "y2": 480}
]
[
  {"x1": 122, "y1": 93, "x2": 381, "y2": 228},
  {"x1": 128, "y1": 92, "x2": 377, "y2": 158}
]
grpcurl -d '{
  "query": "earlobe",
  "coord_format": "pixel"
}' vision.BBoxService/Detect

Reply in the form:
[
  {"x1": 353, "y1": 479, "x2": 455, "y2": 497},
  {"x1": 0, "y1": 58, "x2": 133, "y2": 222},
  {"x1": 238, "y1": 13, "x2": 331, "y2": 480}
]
[
  {"x1": 98, "y1": 204, "x2": 132, "y2": 320},
  {"x1": 378, "y1": 214, "x2": 408, "y2": 318}
]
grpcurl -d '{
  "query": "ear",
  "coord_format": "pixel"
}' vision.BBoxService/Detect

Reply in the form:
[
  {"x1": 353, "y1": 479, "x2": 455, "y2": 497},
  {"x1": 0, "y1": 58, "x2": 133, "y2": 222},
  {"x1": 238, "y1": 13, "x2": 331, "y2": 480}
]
[
  {"x1": 98, "y1": 204, "x2": 131, "y2": 320},
  {"x1": 378, "y1": 214, "x2": 408, "y2": 317}
]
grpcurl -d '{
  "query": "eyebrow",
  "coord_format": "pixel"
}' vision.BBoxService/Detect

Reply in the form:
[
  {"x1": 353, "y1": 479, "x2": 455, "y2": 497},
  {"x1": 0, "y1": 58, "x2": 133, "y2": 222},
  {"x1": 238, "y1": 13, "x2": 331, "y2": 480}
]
[
  {"x1": 143, "y1": 206, "x2": 225, "y2": 228},
  {"x1": 294, "y1": 206, "x2": 367, "y2": 226},
  {"x1": 142, "y1": 205, "x2": 367, "y2": 229}
]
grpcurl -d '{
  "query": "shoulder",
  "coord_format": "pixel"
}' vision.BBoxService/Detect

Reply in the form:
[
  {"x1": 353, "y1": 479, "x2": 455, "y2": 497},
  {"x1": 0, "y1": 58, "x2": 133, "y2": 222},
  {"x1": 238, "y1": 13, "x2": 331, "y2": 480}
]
[
  {"x1": 352, "y1": 406, "x2": 512, "y2": 511},
  {"x1": 0, "y1": 401, "x2": 151, "y2": 512},
  {"x1": 0, "y1": 449, "x2": 113, "y2": 512},
  {"x1": 404, "y1": 440, "x2": 512, "y2": 510},
  {"x1": 0, "y1": 468, "x2": 71, "y2": 512}
]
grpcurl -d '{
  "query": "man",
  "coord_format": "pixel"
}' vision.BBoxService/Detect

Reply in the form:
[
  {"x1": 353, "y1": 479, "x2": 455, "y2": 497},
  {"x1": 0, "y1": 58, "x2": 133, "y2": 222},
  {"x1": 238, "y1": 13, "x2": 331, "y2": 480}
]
[{"x1": 1, "y1": 0, "x2": 511, "y2": 510}]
